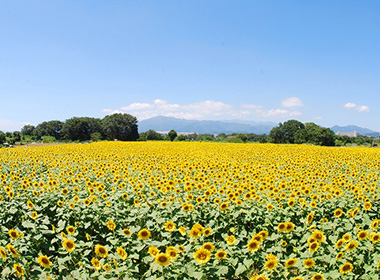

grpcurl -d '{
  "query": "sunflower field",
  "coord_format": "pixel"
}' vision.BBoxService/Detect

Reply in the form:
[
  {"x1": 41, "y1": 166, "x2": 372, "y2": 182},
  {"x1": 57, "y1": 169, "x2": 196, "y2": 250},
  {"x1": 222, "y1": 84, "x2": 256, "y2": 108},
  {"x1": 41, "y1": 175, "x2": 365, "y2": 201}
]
[{"x1": 1, "y1": 142, "x2": 380, "y2": 280}]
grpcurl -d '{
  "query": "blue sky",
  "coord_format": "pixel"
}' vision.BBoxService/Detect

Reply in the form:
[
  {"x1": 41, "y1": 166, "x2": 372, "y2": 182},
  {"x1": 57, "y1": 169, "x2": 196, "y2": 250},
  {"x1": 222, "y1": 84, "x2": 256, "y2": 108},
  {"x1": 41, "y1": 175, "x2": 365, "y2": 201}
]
[{"x1": 1, "y1": 1, "x2": 380, "y2": 132}]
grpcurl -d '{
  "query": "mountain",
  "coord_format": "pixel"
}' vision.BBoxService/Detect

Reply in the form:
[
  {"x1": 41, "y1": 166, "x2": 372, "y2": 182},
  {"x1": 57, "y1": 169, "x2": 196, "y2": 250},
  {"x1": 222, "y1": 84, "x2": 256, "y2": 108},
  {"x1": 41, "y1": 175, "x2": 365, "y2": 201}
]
[
  {"x1": 330, "y1": 125, "x2": 379, "y2": 137},
  {"x1": 138, "y1": 116, "x2": 276, "y2": 134}
]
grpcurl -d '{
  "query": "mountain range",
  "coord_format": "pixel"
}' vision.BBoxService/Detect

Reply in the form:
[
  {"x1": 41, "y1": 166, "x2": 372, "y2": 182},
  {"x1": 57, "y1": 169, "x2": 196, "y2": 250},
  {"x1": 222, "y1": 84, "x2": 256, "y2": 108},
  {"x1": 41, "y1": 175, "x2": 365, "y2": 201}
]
[{"x1": 138, "y1": 116, "x2": 380, "y2": 136}]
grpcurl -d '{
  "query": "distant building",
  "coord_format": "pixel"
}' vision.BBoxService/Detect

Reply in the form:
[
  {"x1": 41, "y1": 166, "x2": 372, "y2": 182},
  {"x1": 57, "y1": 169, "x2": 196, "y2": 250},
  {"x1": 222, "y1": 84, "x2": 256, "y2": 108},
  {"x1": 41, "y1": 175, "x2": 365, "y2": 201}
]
[{"x1": 336, "y1": 131, "x2": 361, "y2": 137}]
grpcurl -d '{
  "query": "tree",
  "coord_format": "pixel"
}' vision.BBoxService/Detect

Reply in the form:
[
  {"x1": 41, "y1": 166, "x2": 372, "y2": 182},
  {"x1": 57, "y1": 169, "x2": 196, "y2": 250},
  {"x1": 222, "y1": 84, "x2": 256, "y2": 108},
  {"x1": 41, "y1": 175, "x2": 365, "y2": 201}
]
[
  {"x1": 237, "y1": 133, "x2": 248, "y2": 143},
  {"x1": 176, "y1": 135, "x2": 187, "y2": 141},
  {"x1": 35, "y1": 120, "x2": 64, "y2": 140},
  {"x1": 269, "y1": 120, "x2": 305, "y2": 144},
  {"x1": 13, "y1": 131, "x2": 21, "y2": 142},
  {"x1": 21, "y1": 125, "x2": 36, "y2": 136},
  {"x1": 168, "y1": 130, "x2": 177, "y2": 142},
  {"x1": 139, "y1": 130, "x2": 163, "y2": 141},
  {"x1": 102, "y1": 113, "x2": 139, "y2": 141},
  {"x1": 0, "y1": 131, "x2": 5, "y2": 144},
  {"x1": 62, "y1": 117, "x2": 102, "y2": 141}
]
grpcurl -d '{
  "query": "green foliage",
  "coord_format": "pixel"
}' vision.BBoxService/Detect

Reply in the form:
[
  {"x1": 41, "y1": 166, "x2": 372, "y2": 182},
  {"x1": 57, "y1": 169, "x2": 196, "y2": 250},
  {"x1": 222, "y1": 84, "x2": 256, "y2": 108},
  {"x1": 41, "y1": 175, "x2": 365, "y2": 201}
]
[
  {"x1": 36, "y1": 120, "x2": 64, "y2": 140},
  {"x1": 21, "y1": 124, "x2": 36, "y2": 136},
  {"x1": 62, "y1": 117, "x2": 102, "y2": 141},
  {"x1": 269, "y1": 120, "x2": 335, "y2": 146},
  {"x1": 176, "y1": 135, "x2": 188, "y2": 141},
  {"x1": 102, "y1": 113, "x2": 139, "y2": 141},
  {"x1": 139, "y1": 130, "x2": 163, "y2": 141},
  {"x1": 168, "y1": 130, "x2": 177, "y2": 142},
  {"x1": 0, "y1": 131, "x2": 6, "y2": 143}
]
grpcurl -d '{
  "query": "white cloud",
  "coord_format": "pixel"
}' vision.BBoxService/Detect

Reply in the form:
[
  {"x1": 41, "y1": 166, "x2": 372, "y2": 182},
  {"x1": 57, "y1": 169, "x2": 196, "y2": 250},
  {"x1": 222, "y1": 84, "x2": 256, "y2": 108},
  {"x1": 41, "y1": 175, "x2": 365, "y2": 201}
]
[
  {"x1": 103, "y1": 99, "x2": 303, "y2": 120},
  {"x1": 357, "y1": 105, "x2": 370, "y2": 113},
  {"x1": 314, "y1": 116, "x2": 323, "y2": 120},
  {"x1": 0, "y1": 119, "x2": 31, "y2": 132},
  {"x1": 281, "y1": 97, "x2": 304, "y2": 108},
  {"x1": 343, "y1": 102, "x2": 370, "y2": 113}
]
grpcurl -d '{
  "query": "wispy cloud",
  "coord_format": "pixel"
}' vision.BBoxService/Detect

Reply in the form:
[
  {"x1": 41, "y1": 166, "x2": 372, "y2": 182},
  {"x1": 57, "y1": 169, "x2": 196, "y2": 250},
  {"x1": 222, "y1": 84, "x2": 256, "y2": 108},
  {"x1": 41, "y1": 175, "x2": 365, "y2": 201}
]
[
  {"x1": 343, "y1": 102, "x2": 370, "y2": 113},
  {"x1": 281, "y1": 97, "x2": 304, "y2": 108},
  {"x1": 103, "y1": 98, "x2": 303, "y2": 120},
  {"x1": 0, "y1": 119, "x2": 31, "y2": 132}
]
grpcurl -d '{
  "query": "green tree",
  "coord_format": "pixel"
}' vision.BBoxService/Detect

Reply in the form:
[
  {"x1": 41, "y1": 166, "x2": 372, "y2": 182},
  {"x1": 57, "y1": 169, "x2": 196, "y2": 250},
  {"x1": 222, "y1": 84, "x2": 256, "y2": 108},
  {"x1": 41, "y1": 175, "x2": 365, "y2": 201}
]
[
  {"x1": 35, "y1": 120, "x2": 64, "y2": 140},
  {"x1": 102, "y1": 113, "x2": 139, "y2": 141},
  {"x1": 237, "y1": 133, "x2": 248, "y2": 143},
  {"x1": 269, "y1": 120, "x2": 305, "y2": 144},
  {"x1": 0, "y1": 131, "x2": 6, "y2": 144},
  {"x1": 168, "y1": 130, "x2": 177, "y2": 142},
  {"x1": 139, "y1": 130, "x2": 163, "y2": 141},
  {"x1": 62, "y1": 117, "x2": 102, "y2": 141},
  {"x1": 176, "y1": 135, "x2": 187, "y2": 141},
  {"x1": 13, "y1": 131, "x2": 21, "y2": 142},
  {"x1": 21, "y1": 124, "x2": 36, "y2": 136}
]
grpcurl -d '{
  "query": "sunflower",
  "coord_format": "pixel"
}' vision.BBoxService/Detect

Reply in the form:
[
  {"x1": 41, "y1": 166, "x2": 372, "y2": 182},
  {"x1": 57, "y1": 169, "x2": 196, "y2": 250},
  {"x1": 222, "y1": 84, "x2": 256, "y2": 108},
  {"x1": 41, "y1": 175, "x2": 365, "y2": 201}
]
[
  {"x1": 164, "y1": 221, "x2": 176, "y2": 232},
  {"x1": 250, "y1": 275, "x2": 269, "y2": 280},
  {"x1": 95, "y1": 245, "x2": 108, "y2": 258},
  {"x1": 201, "y1": 242, "x2": 215, "y2": 252},
  {"x1": 104, "y1": 264, "x2": 112, "y2": 270},
  {"x1": 13, "y1": 263, "x2": 24, "y2": 276},
  {"x1": 193, "y1": 248, "x2": 211, "y2": 264},
  {"x1": 306, "y1": 213, "x2": 314, "y2": 224},
  {"x1": 342, "y1": 234, "x2": 351, "y2": 242},
  {"x1": 336, "y1": 252, "x2": 344, "y2": 260},
  {"x1": 167, "y1": 248, "x2": 178, "y2": 259},
  {"x1": 117, "y1": 247, "x2": 127, "y2": 260},
  {"x1": 138, "y1": 229, "x2": 151, "y2": 240},
  {"x1": 277, "y1": 223, "x2": 286, "y2": 232},
  {"x1": 285, "y1": 258, "x2": 298, "y2": 268},
  {"x1": 312, "y1": 230, "x2": 325, "y2": 242},
  {"x1": 83, "y1": 199, "x2": 91, "y2": 206},
  {"x1": 62, "y1": 239, "x2": 76, "y2": 253},
  {"x1": 252, "y1": 234, "x2": 263, "y2": 242},
  {"x1": 303, "y1": 258, "x2": 315, "y2": 269},
  {"x1": 123, "y1": 228, "x2": 132, "y2": 236},
  {"x1": 6, "y1": 244, "x2": 19, "y2": 258},
  {"x1": 247, "y1": 240, "x2": 260, "y2": 252},
  {"x1": 149, "y1": 246, "x2": 159, "y2": 257},
  {"x1": 258, "y1": 230, "x2": 269, "y2": 240},
  {"x1": 215, "y1": 250, "x2": 227, "y2": 260},
  {"x1": 363, "y1": 202, "x2": 372, "y2": 211},
  {"x1": 38, "y1": 255, "x2": 52, "y2": 269},
  {"x1": 0, "y1": 246, "x2": 7, "y2": 260},
  {"x1": 107, "y1": 220, "x2": 116, "y2": 231},
  {"x1": 345, "y1": 240, "x2": 358, "y2": 251},
  {"x1": 27, "y1": 200, "x2": 34, "y2": 209},
  {"x1": 336, "y1": 239, "x2": 345, "y2": 249},
  {"x1": 155, "y1": 253, "x2": 171, "y2": 266},
  {"x1": 340, "y1": 262, "x2": 353, "y2": 274},
  {"x1": 220, "y1": 202, "x2": 229, "y2": 210},
  {"x1": 203, "y1": 228, "x2": 212, "y2": 236},
  {"x1": 91, "y1": 258, "x2": 101, "y2": 270},
  {"x1": 189, "y1": 227, "x2": 202, "y2": 239},
  {"x1": 309, "y1": 241, "x2": 320, "y2": 253},
  {"x1": 225, "y1": 235, "x2": 236, "y2": 245},
  {"x1": 285, "y1": 222, "x2": 295, "y2": 232},
  {"x1": 31, "y1": 211, "x2": 38, "y2": 220},
  {"x1": 357, "y1": 230, "x2": 368, "y2": 241},
  {"x1": 264, "y1": 258, "x2": 278, "y2": 270},
  {"x1": 334, "y1": 208, "x2": 343, "y2": 218},
  {"x1": 311, "y1": 273, "x2": 324, "y2": 280},
  {"x1": 9, "y1": 229, "x2": 19, "y2": 240},
  {"x1": 66, "y1": 226, "x2": 76, "y2": 235},
  {"x1": 371, "y1": 233, "x2": 380, "y2": 243}
]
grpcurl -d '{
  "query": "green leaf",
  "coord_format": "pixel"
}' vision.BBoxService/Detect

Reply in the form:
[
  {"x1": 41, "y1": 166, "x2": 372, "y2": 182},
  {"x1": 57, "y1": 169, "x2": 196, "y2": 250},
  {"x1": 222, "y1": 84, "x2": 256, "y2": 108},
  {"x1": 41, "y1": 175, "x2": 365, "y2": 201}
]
[{"x1": 216, "y1": 266, "x2": 229, "y2": 276}]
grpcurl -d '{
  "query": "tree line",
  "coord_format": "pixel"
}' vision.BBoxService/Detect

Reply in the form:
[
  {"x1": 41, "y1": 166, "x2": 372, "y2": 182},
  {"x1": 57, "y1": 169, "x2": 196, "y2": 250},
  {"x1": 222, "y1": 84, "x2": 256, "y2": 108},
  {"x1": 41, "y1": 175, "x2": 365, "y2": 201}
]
[
  {"x1": 0, "y1": 116, "x2": 376, "y2": 147},
  {"x1": 0, "y1": 113, "x2": 138, "y2": 144}
]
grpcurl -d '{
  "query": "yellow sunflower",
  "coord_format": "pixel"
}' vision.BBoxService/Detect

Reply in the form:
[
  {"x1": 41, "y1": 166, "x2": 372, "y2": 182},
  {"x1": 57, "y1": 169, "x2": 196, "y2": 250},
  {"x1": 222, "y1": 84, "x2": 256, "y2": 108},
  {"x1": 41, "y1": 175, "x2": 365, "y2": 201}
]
[
  {"x1": 155, "y1": 253, "x2": 171, "y2": 266},
  {"x1": 303, "y1": 258, "x2": 315, "y2": 269},
  {"x1": 6, "y1": 244, "x2": 19, "y2": 258},
  {"x1": 215, "y1": 250, "x2": 227, "y2": 260},
  {"x1": 13, "y1": 263, "x2": 24, "y2": 276},
  {"x1": 38, "y1": 255, "x2": 52, "y2": 269},
  {"x1": 62, "y1": 239, "x2": 76, "y2": 253},
  {"x1": 91, "y1": 258, "x2": 101, "y2": 270},
  {"x1": 137, "y1": 229, "x2": 151, "y2": 240},
  {"x1": 193, "y1": 248, "x2": 211, "y2": 264},
  {"x1": 8, "y1": 229, "x2": 19, "y2": 240},
  {"x1": 149, "y1": 246, "x2": 159, "y2": 257},
  {"x1": 117, "y1": 247, "x2": 127, "y2": 260},
  {"x1": 285, "y1": 258, "x2": 298, "y2": 268},
  {"x1": 0, "y1": 246, "x2": 7, "y2": 260},
  {"x1": 164, "y1": 221, "x2": 176, "y2": 232},
  {"x1": 95, "y1": 245, "x2": 108, "y2": 258},
  {"x1": 340, "y1": 262, "x2": 353, "y2": 274}
]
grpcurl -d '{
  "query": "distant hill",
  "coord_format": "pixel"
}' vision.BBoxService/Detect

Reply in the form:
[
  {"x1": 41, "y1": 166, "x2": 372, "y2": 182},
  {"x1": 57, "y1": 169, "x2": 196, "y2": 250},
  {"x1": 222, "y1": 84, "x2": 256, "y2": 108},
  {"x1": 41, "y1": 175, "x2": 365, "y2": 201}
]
[
  {"x1": 330, "y1": 125, "x2": 379, "y2": 137},
  {"x1": 138, "y1": 116, "x2": 276, "y2": 134}
]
